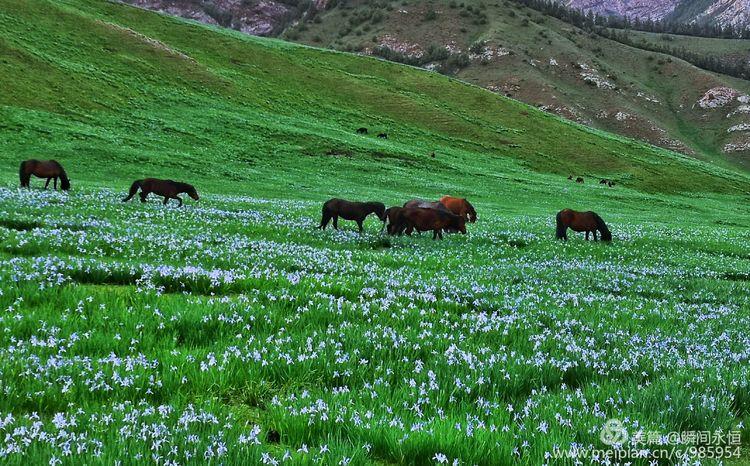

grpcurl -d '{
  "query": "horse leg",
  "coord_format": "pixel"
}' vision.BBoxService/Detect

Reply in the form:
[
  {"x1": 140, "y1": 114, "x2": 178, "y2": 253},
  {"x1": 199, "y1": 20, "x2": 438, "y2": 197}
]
[
  {"x1": 332, "y1": 216, "x2": 339, "y2": 230},
  {"x1": 163, "y1": 196, "x2": 169, "y2": 205},
  {"x1": 176, "y1": 196, "x2": 183, "y2": 207},
  {"x1": 140, "y1": 191, "x2": 148, "y2": 203},
  {"x1": 44, "y1": 178, "x2": 51, "y2": 189},
  {"x1": 594, "y1": 230, "x2": 598, "y2": 241},
  {"x1": 585, "y1": 231, "x2": 590, "y2": 241},
  {"x1": 319, "y1": 212, "x2": 331, "y2": 230},
  {"x1": 357, "y1": 219, "x2": 364, "y2": 233},
  {"x1": 54, "y1": 177, "x2": 58, "y2": 190}
]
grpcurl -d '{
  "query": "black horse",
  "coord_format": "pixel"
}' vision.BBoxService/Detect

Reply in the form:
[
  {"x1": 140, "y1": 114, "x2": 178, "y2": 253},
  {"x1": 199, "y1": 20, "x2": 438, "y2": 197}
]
[
  {"x1": 356, "y1": 127, "x2": 368, "y2": 134},
  {"x1": 319, "y1": 198, "x2": 386, "y2": 232}
]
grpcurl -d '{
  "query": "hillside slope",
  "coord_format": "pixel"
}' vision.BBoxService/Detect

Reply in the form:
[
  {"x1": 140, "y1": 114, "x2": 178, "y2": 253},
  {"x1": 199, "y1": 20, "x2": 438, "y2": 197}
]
[
  {"x1": 120, "y1": 0, "x2": 750, "y2": 168},
  {"x1": 0, "y1": 0, "x2": 747, "y2": 195}
]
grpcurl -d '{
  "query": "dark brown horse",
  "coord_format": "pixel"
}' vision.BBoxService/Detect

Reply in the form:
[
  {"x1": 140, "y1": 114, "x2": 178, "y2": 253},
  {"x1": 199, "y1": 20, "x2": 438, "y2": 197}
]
[
  {"x1": 319, "y1": 198, "x2": 386, "y2": 232},
  {"x1": 122, "y1": 178, "x2": 199, "y2": 206},
  {"x1": 19, "y1": 160, "x2": 70, "y2": 191},
  {"x1": 382, "y1": 206, "x2": 404, "y2": 235},
  {"x1": 394, "y1": 208, "x2": 466, "y2": 240},
  {"x1": 556, "y1": 209, "x2": 611, "y2": 242},
  {"x1": 439, "y1": 196, "x2": 477, "y2": 223},
  {"x1": 576, "y1": 177, "x2": 584, "y2": 184}
]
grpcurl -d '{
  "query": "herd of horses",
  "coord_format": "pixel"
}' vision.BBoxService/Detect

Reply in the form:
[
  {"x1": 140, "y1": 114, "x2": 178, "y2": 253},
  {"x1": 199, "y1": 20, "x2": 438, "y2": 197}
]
[{"x1": 18, "y1": 159, "x2": 613, "y2": 242}]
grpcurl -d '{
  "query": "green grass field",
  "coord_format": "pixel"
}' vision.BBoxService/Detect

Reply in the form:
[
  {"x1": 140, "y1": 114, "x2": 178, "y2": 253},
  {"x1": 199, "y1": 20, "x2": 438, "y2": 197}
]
[{"x1": 2, "y1": 0, "x2": 750, "y2": 464}]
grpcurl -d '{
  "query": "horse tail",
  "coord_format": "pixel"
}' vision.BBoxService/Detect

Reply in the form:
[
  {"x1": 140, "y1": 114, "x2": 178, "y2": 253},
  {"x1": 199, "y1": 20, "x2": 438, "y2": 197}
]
[
  {"x1": 19, "y1": 161, "x2": 30, "y2": 188},
  {"x1": 58, "y1": 165, "x2": 70, "y2": 191},
  {"x1": 556, "y1": 211, "x2": 567, "y2": 239},
  {"x1": 122, "y1": 179, "x2": 143, "y2": 202},
  {"x1": 592, "y1": 212, "x2": 612, "y2": 241}
]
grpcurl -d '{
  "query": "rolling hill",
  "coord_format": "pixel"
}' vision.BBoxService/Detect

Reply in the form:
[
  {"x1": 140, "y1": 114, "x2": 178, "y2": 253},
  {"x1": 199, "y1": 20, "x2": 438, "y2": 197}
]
[
  {"x1": 2, "y1": 0, "x2": 747, "y2": 195},
  {"x1": 120, "y1": 0, "x2": 750, "y2": 169}
]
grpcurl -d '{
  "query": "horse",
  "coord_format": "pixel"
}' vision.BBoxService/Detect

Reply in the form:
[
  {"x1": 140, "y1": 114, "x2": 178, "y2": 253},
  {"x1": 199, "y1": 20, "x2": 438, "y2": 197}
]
[
  {"x1": 393, "y1": 208, "x2": 466, "y2": 240},
  {"x1": 122, "y1": 178, "x2": 199, "y2": 207},
  {"x1": 576, "y1": 177, "x2": 584, "y2": 183},
  {"x1": 600, "y1": 179, "x2": 609, "y2": 185},
  {"x1": 382, "y1": 206, "x2": 404, "y2": 235},
  {"x1": 319, "y1": 198, "x2": 386, "y2": 232},
  {"x1": 19, "y1": 160, "x2": 70, "y2": 191},
  {"x1": 356, "y1": 127, "x2": 368, "y2": 135},
  {"x1": 439, "y1": 196, "x2": 477, "y2": 223},
  {"x1": 377, "y1": 133, "x2": 388, "y2": 139},
  {"x1": 556, "y1": 209, "x2": 612, "y2": 242},
  {"x1": 403, "y1": 199, "x2": 451, "y2": 212}
]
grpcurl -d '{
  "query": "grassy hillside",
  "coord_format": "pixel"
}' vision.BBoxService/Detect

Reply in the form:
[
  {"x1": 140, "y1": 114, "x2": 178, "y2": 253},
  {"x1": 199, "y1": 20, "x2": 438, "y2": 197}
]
[{"x1": 2, "y1": 0, "x2": 750, "y2": 464}]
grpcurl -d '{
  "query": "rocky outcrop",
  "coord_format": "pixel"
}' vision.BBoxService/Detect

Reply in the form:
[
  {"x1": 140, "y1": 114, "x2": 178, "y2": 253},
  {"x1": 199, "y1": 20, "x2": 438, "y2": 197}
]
[
  {"x1": 122, "y1": 0, "x2": 296, "y2": 36},
  {"x1": 562, "y1": 0, "x2": 750, "y2": 31}
]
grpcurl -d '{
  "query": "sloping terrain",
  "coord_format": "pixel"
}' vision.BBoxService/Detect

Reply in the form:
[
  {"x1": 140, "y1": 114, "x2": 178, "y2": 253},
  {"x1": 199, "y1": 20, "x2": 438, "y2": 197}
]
[
  {"x1": 2, "y1": 0, "x2": 746, "y2": 194},
  {"x1": 120, "y1": 0, "x2": 750, "y2": 167},
  {"x1": 563, "y1": 0, "x2": 750, "y2": 31}
]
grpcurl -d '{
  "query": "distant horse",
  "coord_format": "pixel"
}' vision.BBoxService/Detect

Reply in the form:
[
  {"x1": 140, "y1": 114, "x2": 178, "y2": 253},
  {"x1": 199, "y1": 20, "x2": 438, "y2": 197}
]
[
  {"x1": 556, "y1": 209, "x2": 611, "y2": 242},
  {"x1": 600, "y1": 179, "x2": 609, "y2": 185},
  {"x1": 382, "y1": 206, "x2": 404, "y2": 234},
  {"x1": 377, "y1": 133, "x2": 388, "y2": 139},
  {"x1": 439, "y1": 196, "x2": 477, "y2": 223},
  {"x1": 356, "y1": 127, "x2": 368, "y2": 134},
  {"x1": 19, "y1": 160, "x2": 70, "y2": 191},
  {"x1": 394, "y1": 208, "x2": 466, "y2": 240},
  {"x1": 576, "y1": 177, "x2": 584, "y2": 183},
  {"x1": 122, "y1": 178, "x2": 199, "y2": 206},
  {"x1": 319, "y1": 198, "x2": 386, "y2": 232}
]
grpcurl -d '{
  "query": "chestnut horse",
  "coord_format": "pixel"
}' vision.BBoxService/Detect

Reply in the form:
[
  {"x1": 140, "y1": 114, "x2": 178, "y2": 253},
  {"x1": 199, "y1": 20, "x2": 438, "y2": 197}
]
[
  {"x1": 319, "y1": 198, "x2": 386, "y2": 232},
  {"x1": 403, "y1": 199, "x2": 451, "y2": 212},
  {"x1": 122, "y1": 178, "x2": 199, "y2": 206},
  {"x1": 19, "y1": 160, "x2": 70, "y2": 191},
  {"x1": 439, "y1": 196, "x2": 477, "y2": 223},
  {"x1": 393, "y1": 208, "x2": 466, "y2": 240},
  {"x1": 556, "y1": 209, "x2": 612, "y2": 241}
]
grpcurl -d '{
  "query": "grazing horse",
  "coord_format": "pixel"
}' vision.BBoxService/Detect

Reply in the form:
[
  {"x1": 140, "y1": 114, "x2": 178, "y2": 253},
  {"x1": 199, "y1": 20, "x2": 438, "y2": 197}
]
[
  {"x1": 122, "y1": 178, "x2": 199, "y2": 207},
  {"x1": 576, "y1": 177, "x2": 584, "y2": 183},
  {"x1": 382, "y1": 206, "x2": 404, "y2": 234},
  {"x1": 19, "y1": 160, "x2": 70, "y2": 191},
  {"x1": 319, "y1": 198, "x2": 386, "y2": 232},
  {"x1": 403, "y1": 199, "x2": 451, "y2": 212},
  {"x1": 377, "y1": 133, "x2": 388, "y2": 139},
  {"x1": 356, "y1": 127, "x2": 368, "y2": 134},
  {"x1": 439, "y1": 196, "x2": 477, "y2": 223},
  {"x1": 600, "y1": 179, "x2": 609, "y2": 185},
  {"x1": 556, "y1": 209, "x2": 612, "y2": 242},
  {"x1": 394, "y1": 208, "x2": 466, "y2": 240}
]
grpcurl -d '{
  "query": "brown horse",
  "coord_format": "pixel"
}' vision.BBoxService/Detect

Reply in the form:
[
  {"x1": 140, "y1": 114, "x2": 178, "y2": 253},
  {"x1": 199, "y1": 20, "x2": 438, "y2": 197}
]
[
  {"x1": 382, "y1": 206, "x2": 405, "y2": 234},
  {"x1": 122, "y1": 178, "x2": 199, "y2": 206},
  {"x1": 403, "y1": 199, "x2": 451, "y2": 212},
  {"x1": 439, "y1": 196, "x2": 477, "y2": 223},
  {"x1": 319, "y1": 198, "x2": 386, "y2": 232},
  {"x1": 394, "y1": 208, "x2": 466, "y2": 240},
  {"x1": 19, "y1": 160, "x2": 70, "y2": 191},
  {"x1": 556, "y1": 209, "x2": 612, "y2": 241}
]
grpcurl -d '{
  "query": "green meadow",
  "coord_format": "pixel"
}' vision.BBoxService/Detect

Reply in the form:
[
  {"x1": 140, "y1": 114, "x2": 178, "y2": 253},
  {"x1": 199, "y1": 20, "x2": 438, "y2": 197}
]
[{"x1": 2, "y1": 0, "x2": 750, "y2": 464}]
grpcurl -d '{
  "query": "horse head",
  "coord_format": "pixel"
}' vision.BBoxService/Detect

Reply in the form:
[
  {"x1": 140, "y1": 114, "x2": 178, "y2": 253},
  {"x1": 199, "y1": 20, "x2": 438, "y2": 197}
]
[{"x1": 188, "y1": 186, "x2": 200, "y2": 201}]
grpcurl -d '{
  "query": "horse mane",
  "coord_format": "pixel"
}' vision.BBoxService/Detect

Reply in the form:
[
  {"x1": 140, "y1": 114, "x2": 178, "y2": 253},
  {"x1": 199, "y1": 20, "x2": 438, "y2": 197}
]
[
  {"x1": 592, "y1": 212, "x2": 612, "y2": 241},
  {"x1": 19, "y1": 161, "x2": 31, "y2": 187},
  {"x1": 555, "y1": 210, "x2": 567, "y2": 239},
  {"x1": 52, "y1": 160, "x2": 71, "y2": 190}
]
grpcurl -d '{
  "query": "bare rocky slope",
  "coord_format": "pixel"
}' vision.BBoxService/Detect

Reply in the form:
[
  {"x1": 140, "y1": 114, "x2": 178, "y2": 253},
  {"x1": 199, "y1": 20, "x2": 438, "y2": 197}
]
[
  {"x1": 119, "y1": 0, "x2": 750, "y2": 167},
  {"x1": 562, "y1": 0, "x2": 750, "y2": 30}
]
